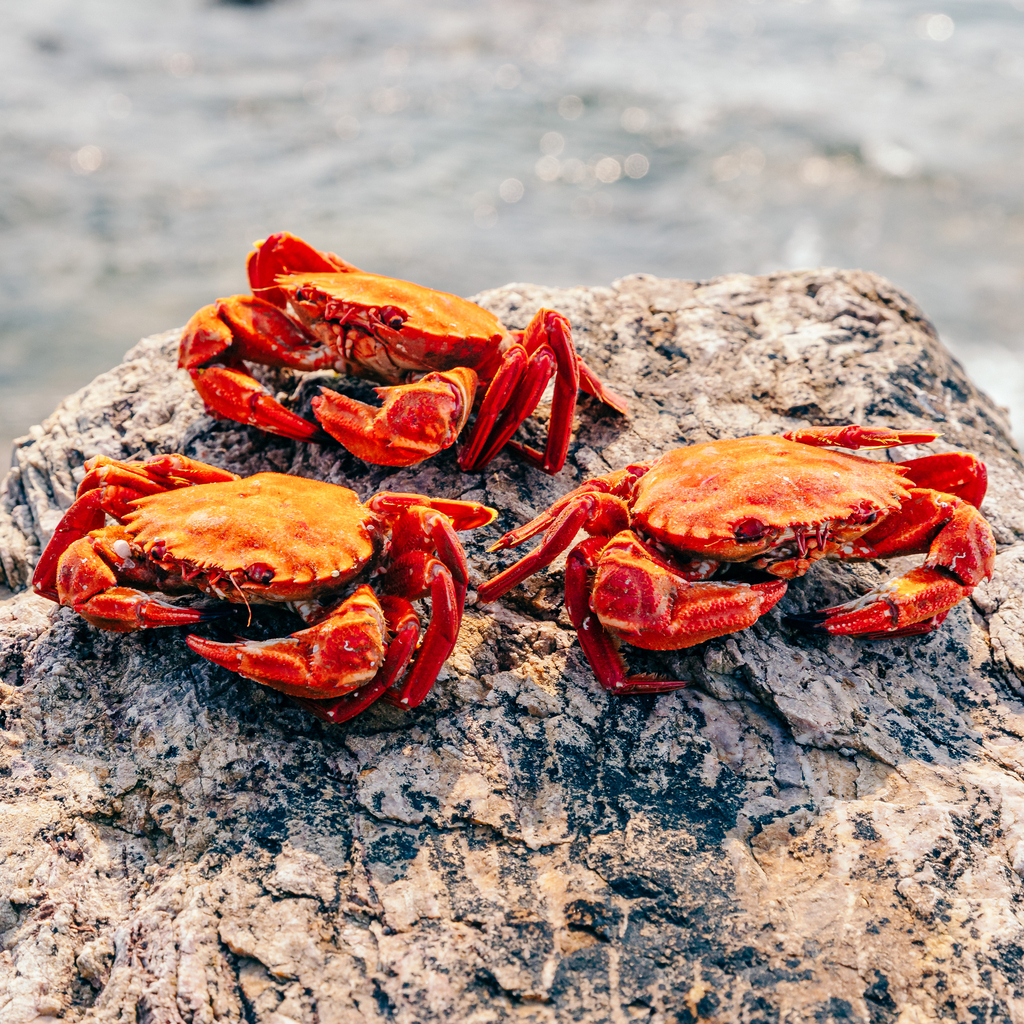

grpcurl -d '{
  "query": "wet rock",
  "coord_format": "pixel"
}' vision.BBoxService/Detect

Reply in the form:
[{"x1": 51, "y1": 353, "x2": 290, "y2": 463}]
[{"x1": 1, "y1": 268, "x2": 1023, "y2": 1021}]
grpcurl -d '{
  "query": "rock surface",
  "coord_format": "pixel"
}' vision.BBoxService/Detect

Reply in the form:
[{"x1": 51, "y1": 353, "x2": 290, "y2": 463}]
[{"x1": 2, "y1": 269, "x2": 1024, "y2": 1023}]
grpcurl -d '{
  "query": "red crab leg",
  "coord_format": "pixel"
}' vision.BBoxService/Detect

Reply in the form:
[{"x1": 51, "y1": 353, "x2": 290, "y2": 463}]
[
  {"x1": 577, "y1": 360, "x2": 629, "y2": 415},
  {"x1": 295, "y1": 597, "x2": 420, "y2": 724},
  {"x1": 179, "y1": 297, "x2": 332, "y2": 372},
  {"x1": 186, "y1": 585, "x2": 390, "y2": 700},
  {"x1": 384, "y1": 562, "x2": 459, "y2": 709},
  {"x1": 477, "y1": 490, "x2": 631, "y2": 603},
  {"x1": 247, "y1": 231, "x2": 361, "y2": 308},
  {"x1": 367, "y1": 492, "x2": 497, "y2": 532},
  {"x1": 783, "y1": 424, "x2": 941, "y2": 450},
  {"x1": 458, "y1": 308, "x2": 581, "y2": 475},
  {"x1": 897, "y1": 451, "x2": 987, "y2": 508},
  {"x1": 371, "y1": 504, "x2": 470, "y2": 708},
  {"x1": 789, "y1": 488, "x2": 995, "y2": 637},
  {"x1": 312, "y1": 368, "x2": 476, "y2": 467},
  {"x1": 188, "y1": 365, "x2": 322, "y2": 443}
]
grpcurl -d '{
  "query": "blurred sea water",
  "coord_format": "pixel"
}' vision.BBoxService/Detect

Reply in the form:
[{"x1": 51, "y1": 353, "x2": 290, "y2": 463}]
[{"x1": 2, "y1": 0, "x2": 1024, "y2": 452}]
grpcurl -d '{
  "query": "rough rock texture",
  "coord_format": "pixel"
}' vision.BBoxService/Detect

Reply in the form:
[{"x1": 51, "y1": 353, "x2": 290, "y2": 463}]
[{"x1": 3, "y1": 269, "x2": 1024, "y2": 1023}]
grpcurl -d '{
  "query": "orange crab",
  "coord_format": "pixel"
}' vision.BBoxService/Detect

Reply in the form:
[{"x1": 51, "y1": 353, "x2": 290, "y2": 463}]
[
  {"x1": 178, "y1": 232, "x2": 628, "y2": 473},
  {"x1": 32, "y1": 454, "x2": 496, "y2": 722},
  {"x1": 477, "y1": 425, "x2": 995, "y2": 694}
]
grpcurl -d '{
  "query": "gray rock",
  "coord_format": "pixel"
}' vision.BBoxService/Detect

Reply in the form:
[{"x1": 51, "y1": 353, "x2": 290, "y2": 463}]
[{"x1": 1, "y1": 269, "x2": 1024, "y2": 1022}]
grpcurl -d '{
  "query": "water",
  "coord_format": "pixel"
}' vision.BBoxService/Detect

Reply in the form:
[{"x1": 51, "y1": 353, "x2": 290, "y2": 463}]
[{"x1": 3, "y1": 0, "x2": 1024, "y2": 453}]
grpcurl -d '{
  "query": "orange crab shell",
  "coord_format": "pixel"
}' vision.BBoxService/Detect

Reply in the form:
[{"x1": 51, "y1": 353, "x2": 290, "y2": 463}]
[
  {"x1": 123, "y1": 473, "x2": 377, "y2": 602},
  {"x1": 279, "y1": 271, "x2": 512, "y2": 380},
  {"x1": 631, "y1": 437, "x2": 914, "y2": 560}
]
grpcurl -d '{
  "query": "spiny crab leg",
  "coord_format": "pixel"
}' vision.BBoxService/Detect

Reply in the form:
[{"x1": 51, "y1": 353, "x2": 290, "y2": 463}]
[
  {"x1": 789, "y1": 488, "x2": 995, "y2": 637},
  {"x1": 458, "y1": 309, "x2": 581, "y2": 475},
  {"x1": 311, "y1": 368, "x2": 476, "y2": 467},
  {"x1": 477, "y1": 489, "x2": 632, "y2": 603}
]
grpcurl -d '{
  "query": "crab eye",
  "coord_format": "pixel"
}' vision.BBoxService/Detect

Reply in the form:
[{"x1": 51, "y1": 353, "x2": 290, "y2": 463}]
[
  {"x1": 245, "y1": 563, "x2": 275, "y2": 585},
  {"x1": 847, "y1": 505, "x2": 879, "y2": 525},
  {"x1": 294, "y1": 288, "x2": 307, "y2": 302},
  {"x1": 379, "y1": 305, "x2": 407, "y2": 330},
  {"x1": 734, "y1": 518, "x2": 769, "y2": 543}
]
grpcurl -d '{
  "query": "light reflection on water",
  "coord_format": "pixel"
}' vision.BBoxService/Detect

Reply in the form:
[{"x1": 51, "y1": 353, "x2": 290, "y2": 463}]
[{"x1": 2, "y1": 0, "x2": 1023, "y2": 450}]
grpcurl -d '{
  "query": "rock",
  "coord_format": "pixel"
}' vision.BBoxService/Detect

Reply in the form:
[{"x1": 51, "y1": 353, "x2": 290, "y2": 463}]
[{"x1": 1, "y1": 268, "x2": 1023, "y2": 1022}]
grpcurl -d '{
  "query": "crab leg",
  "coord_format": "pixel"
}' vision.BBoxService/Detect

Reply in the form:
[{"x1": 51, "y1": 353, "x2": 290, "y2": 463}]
[
  {"x1": 377, "y1": 506, "x2": 468, "y2": 707},
  {"x1": 783, "y1": 424, "x2": 941, "y2": 450},
  {"x1": 458, "y1": 309, "x2": 581, "y2": 475},
  {"x1": 790, "y1": 488, "x2": 995, "y2": 637},
  {"x1": 312, "y1": 368, "x2": 476, "y2": 467},
  {"x1": 367, "y1": 492, "x2": 497, "y2": 532},
  {"x1": 897, "y1": 451, "x2": 987, "y2": 508},
  {"x1": 477, "y1": 490, "x2": 631, "y2": 603}
]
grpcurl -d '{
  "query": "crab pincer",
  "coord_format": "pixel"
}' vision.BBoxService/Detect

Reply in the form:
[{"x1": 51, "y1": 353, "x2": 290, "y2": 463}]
[{"x1": 33, "y1": 454, "x2": 496, "y2": 723}]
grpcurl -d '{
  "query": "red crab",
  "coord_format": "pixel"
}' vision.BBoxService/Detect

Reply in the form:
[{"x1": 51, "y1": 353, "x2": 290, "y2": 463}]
[
  {"x1": 178, "y1": 232, "x2": 627, "y2": 473},
  {"x1": 477, "y1": 425, "x2": 995, "y2": 694},
  {"x1": 32, "y1": 454, "x2": 496, "y2": 722}
]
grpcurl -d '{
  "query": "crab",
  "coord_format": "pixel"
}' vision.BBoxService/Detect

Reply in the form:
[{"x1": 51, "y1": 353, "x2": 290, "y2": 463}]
[
  {"x1": 476, "y1": 425, "x2": 995, "y2": 694},
  {"x1": 31, "y1": 454, "x2": 496, "y2": 722},
  {"x1": 178, "y1": 232, "x2": 628, "y2": 474}
]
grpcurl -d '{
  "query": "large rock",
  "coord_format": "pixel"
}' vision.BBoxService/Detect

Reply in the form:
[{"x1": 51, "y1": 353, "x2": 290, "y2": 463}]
[{"x1": 2, "y1": 269, "x2": 1024, "y2": 1023}]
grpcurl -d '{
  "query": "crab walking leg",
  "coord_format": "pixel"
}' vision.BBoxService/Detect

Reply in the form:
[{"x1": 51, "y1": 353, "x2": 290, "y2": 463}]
[
  {"x1": 477, "y1": 491, "x2": 631, "y2": 603},
  {"x1": 187, "y1": 585, "x2": 391, "y2": 700},
  {"x1": 384, "y1": 562, "x2": 459, "y2": 709},
  {"x1": 291, "y1": 597, "x2": 421, "y2": 724},
  {"x1": 459, "y1": 309, "x2": 581, "y2": 475},
  {"x1": 376, "y1": 506, "x2": 470, "y2": 707},
  {"x1": 78, "y1": 454, "x2": 239, "y2": 495},
  {"x1": 565, "y1": 538, "x2": 684, "y2": 693},
  {"x1": 783, "y1": 424, "x2": 942, "y2": 450},
  {"x1": 312, "y1": 368, "x2": 476, "y2": 467},
  {"x1": 381, "y1": 506, "x2": 472, "y2": 608},
  {"x1": 790, "y1": 490, "x2": 995, "y2": 636},
  {"x1": 577, "y1": 360, "x2": 629, "y2": 415},
  {"x1": 367, "y1": 492, "x2": 497, "y2": 532}
]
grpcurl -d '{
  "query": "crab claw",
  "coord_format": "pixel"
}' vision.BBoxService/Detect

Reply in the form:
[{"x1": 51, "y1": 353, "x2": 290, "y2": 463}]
[
  {"x1": 247, "y1": 231, "x2": 360, "y2": 307},
  {"x1": 787, "y1": 567, "x2": 969, "y2": 638},
  {"x1": 187, "y1": 585, "x2": 388, "y2": 701},
  {"x1": 312, "y1": 368, "x2": 476, "y2": 467}
]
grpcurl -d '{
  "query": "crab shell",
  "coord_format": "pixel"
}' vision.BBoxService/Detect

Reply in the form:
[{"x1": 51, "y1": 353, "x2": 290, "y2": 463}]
[
  {"x1": 631, "y1": 436, "x2": 914, "y2": 562},
  {"x1": 279, "y1": 271, "x2": 513, "y2": 385},
  {"x1": 123, "y1": 473, "x2": 377, "y2": 603}
]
